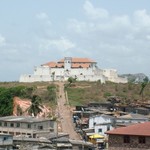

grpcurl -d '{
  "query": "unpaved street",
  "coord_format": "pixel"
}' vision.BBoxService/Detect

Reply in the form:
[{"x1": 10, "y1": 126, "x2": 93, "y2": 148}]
[{"x1": 57, "y1": 82, "x2": 80, "y2": 140}]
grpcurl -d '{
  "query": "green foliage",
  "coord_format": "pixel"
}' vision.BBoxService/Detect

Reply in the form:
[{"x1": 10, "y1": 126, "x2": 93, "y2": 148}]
[
  {"x1": 103, "y1": 92, "x2": 112, "y2": 98},
  {"x1": 67, "y1": 87, "x2": 85, "y2": 106},
  {"x1": 115, "y1": 84, "x2": 118, "y2": 91},
  {"x1": 27, "y1": 95, "x2": 42, "y2": 116},
  {"x1": 0, "y1": 88, "x2": 13, "y2": 116},
  {"x1": 68, "y1": 77, "x2": 77, "y2": 85},
  {"x1": 47, "y1": 85, "x2": 57, "y2": 102},
  {"x1": 128, "y1": 83, "x2": 133, "y2": 90},
  {"x1": 0, "y1": 86, "x2": 35, "y2": 116},
  {"x1": 139, "y1": 77, "x2": 149, "y2": 100},
  {"x1": 17, "y1": 105, "x2": 23, "y2": 116},
  {"x1": 123, "y1": 87, "x2": 127, "y2": 93}
]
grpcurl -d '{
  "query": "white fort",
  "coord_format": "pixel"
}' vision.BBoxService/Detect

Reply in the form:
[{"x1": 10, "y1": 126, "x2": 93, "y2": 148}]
[{"x1": 19, "y1": 57, "x2": 127, "y2": 83}]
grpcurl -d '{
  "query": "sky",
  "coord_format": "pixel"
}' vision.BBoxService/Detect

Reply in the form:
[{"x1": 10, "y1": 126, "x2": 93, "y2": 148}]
[{"x1": 0, "y1": 0, "x2": 150, "y2": 81}]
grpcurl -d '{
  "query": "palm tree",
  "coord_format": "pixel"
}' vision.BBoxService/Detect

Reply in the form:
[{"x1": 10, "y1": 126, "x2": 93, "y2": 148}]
[
  {"x1": 139, "y1": 77, "x2": 149, "y2": 101},
  {"x1": 27, "y1": 95, "x2": 43, "y2": 117}
]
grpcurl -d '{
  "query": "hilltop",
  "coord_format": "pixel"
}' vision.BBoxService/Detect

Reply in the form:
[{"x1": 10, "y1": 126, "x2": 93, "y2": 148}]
[
  {"x1": 65, "y1": 81, "x2": 150, "y2": 106},
  {"x1": 120, "y1": 73, "x2": 148, "y2": 83}
]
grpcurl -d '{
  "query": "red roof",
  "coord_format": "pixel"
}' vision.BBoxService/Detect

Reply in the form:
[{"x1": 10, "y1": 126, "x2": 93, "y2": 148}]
[
  {"x1": 42, "y1": 62, "x2": 64, "y2": 68},
  {"x1": 71, "y1": 63, "x2": 90, "y2": 68},
  {"x1": 42, "y1": 61, "x2": 57, "y2": 67},
  {"x1": 42, "y1": 57, "x2": 95, "y2": 68},
  {"x1": 106, "y1": 122, "x2": 150, "y2": 136},
  {"x1": 58, "y1": 57, "x2": 96, "y2": 63}
]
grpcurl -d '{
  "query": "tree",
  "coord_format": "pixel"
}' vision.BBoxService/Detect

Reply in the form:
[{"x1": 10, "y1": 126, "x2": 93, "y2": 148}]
[
  {"x1": 27, "y1": 95, "x2": 43, "y2": 117},
  {"x1": 139, "y1": 77, "x2": 149, "y2": 101},
  {"x1": 51, "y1": 72, "x2": 55, "y2": 81},
  {"x1": 68, "y1": 76, "x2": 77, "y2": 86}
]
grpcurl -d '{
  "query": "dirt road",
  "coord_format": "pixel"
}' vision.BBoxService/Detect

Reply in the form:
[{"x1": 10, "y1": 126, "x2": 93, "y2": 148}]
[{"x1": 57, "y1": 82, "x2": 80, "y2": 140}]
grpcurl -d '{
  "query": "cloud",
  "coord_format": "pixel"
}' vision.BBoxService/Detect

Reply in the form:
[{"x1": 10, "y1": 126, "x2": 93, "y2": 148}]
[
  {"x1": 83, "y1": 1, "x2": 109, "y2": 20},
  {"x1": 65, "y1": 1, "x2": 150, "y2": 75},
  {"x1": 39, "y1": 37, "x2": 75, "y2": 50},
  {"x1": 48, "y1": 37, "x2": 75, "y2": 50},
  {"x1": 134, "y1": 9, "x2": 150, "y2": 27},
  {"x1": 36, "y1": 12, "x2": 49, "y2": 20},
  {"x1": 0, "y1": 34, "x2": 6, "y2": 46},
  {"x1": 36, "y1": 12, "x2": 51, "y2": 26}
]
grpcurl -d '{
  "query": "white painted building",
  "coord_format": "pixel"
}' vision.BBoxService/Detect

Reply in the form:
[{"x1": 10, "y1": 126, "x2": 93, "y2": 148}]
[
  {"x1": 19, "y1": 57, "x2": 127, "y2": 83},
  {"x1": 88, "y1": 114, "x2": 115, "y2": 136}
]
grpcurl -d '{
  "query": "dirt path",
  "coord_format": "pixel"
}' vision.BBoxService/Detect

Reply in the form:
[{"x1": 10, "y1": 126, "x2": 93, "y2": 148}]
[{"x1": 56, "y1": 82, "x2": 80, "y2": 140}]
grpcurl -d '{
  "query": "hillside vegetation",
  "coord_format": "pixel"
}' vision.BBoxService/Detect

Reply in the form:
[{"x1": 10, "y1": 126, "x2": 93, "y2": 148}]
[
  {"x1": 66, "y1": 81, "x2": 150, "y2": 106},
  {"x1": 0, "y1": 81, "x2": 150, "y2": 116},
  {"x1": 0, "y1": 82, "x2": 57, "y2": 116}
]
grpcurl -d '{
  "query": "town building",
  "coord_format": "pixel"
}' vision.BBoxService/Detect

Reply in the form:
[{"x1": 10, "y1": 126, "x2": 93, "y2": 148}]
[
  {"x1": 88, "y1": 114, "x2": 115, "y2": 136},
  {"x1": 19, "y1": 57, "x2": 127, "y2": 83},
  {"x1": 106, "y1": 122, "x2": 150, "y2": 150},
  {"x1": 116, "y1": 113, "x2": 150, "y2": 127},
  {"x1": 0, "y1": 134, "x2": 13, "y2": 150},
  {"x1": 0, "y1": 116, "x2": 57, "y2": 138}
]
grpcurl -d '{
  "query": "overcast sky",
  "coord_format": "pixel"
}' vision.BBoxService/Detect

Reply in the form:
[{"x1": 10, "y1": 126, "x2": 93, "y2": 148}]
[{"x1": 0, "y1": 0, "x2": 150, "y2": 81}]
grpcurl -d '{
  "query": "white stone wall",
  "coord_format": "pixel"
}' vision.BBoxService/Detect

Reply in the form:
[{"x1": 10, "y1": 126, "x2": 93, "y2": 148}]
[
  {"x1": 70, "y1": 68, "x2": 94, "y2": 76},
  {"x1": 34, "y1": 66, "x2": 50, "y2": 75},
  {"x1": 103, "y1": 69, "x2": 127, "y2": 83},
  {"x1": 19, "y1": 75, "x2": 53, "y2": 82}
]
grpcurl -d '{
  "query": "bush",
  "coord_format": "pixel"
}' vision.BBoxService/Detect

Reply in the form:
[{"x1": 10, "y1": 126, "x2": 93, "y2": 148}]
[{"x1": 103, "y1": 92, "x2": 112, "y2": 98}]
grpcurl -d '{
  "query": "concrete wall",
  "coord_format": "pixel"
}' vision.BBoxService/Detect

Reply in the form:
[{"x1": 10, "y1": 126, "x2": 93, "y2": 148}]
[
  {"x1": 0, "y1": 120, "x2": 56, "y2": 137},
  {"x1": 0, "y1": 134, "x2": 13, "y2": 146}
]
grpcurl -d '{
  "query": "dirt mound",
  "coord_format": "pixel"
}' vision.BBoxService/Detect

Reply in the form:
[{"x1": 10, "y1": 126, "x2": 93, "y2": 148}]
[{"x1": 13, "y1": 97, "x2": 51, "y2": 117}]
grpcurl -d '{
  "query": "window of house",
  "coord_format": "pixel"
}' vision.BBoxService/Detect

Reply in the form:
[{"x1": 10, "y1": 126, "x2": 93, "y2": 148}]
[
  {"x1": 139, "y1": 136, "x2": 146, "y2": 144},
  {"x1": 0, "y1": 122, "x2": 2, "y2": 126},
  {"x1": 124, "y1": 135, "x2": 130, "y2": 143},
  {"x1": 3, "y1": 137, "x2": 8, "y2": 141},
  {"x1": 16, "y1": 123, "x2": 20, "y2": 127},
  {"x1": 27, "y1": 124, "x2": 31, "y2": 128},
  {"x1": 10, "y1": 123, "x2": 14, "y2": 127},
  {"x1": 4, "y1": 122, "x2": 7, "y2": 127},
  {"x1": 38, "y1": 126, "x2": 43, "y2": 130},
  {"x1": 98, "y1": 128, "x2": 102, "y2": 133},
  {"x1": 107, "y1": 125, "x2": 110, "y2": 131}
]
